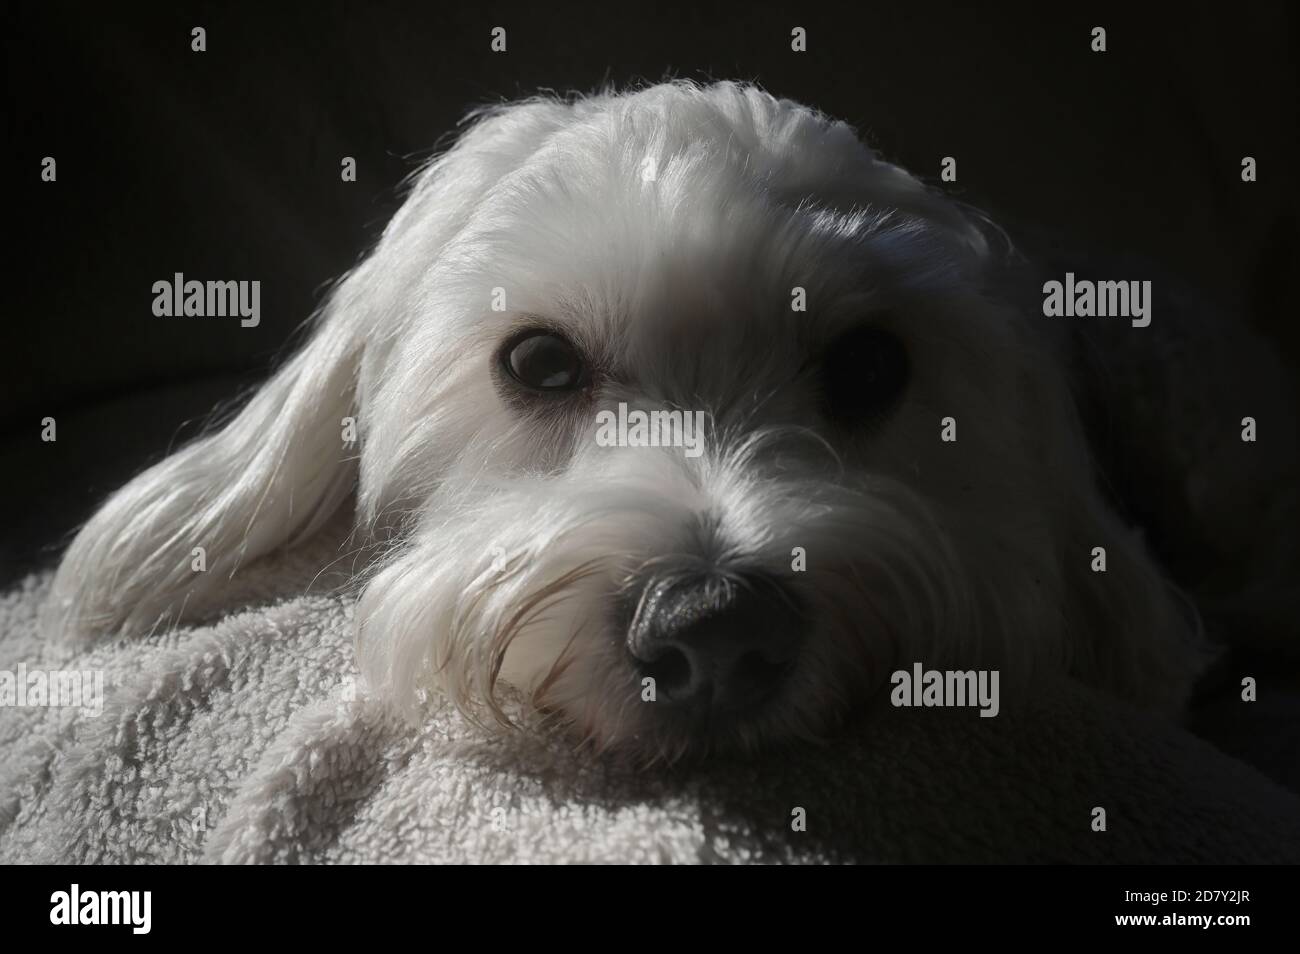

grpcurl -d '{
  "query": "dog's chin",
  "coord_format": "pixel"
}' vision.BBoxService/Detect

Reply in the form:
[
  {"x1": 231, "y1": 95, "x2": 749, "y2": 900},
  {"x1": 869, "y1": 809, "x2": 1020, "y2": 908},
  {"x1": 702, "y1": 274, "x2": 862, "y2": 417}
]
[
  {"x1": 354, "y1": 441, "x2": 990, "y2": 763},
  {"x1": 355, "y1": 550, "x2": 888, "y2": 764},
  {"x1": 381, "y1": 564, "x2": 896, "y2": 764},
  {"x1": 359, "y1": 556, "x2": 900, "y2": 760}
]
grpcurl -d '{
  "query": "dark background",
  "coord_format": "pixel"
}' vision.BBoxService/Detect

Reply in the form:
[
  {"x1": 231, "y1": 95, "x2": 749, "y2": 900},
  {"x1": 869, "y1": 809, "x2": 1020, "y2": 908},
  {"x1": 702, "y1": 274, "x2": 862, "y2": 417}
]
[{"x1": 3, "y1": 0, "x2": 1297, "y2": 581}]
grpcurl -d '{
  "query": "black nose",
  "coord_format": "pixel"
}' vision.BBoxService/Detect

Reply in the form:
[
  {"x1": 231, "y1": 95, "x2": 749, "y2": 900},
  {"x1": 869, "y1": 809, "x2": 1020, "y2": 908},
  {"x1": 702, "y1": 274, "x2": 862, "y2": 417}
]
[{"x1": 626, "y1": 572, "x2": 804, "y2": 713}]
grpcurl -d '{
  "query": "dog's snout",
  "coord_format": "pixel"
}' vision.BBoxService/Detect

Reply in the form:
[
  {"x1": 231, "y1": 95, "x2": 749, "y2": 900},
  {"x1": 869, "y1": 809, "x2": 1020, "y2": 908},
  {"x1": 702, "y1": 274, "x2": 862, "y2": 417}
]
[{"x1": 626, "y1": 573, "x2": 804, "y2": 713}]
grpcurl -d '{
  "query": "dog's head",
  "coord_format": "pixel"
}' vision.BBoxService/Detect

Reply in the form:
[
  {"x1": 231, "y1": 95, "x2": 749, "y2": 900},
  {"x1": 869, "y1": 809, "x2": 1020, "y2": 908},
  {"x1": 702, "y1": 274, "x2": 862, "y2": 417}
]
[{"x1": 47, "y1": 82, "x2": 1202, "y2": 761}]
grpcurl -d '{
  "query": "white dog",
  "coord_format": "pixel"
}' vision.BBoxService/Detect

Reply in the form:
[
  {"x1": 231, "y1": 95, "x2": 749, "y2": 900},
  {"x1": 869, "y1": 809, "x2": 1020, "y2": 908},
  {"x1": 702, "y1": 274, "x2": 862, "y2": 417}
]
[{"x1": 44, "y1": 81, "x2": 1206, "y2": 761}]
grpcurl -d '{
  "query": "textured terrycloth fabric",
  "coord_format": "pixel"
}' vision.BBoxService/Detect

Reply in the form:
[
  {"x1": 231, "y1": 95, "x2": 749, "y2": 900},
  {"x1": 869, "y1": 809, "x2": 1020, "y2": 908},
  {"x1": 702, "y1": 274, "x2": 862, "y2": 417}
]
[{"x1": 2, "y1": 528, "x2": 1298, "y2": 864}]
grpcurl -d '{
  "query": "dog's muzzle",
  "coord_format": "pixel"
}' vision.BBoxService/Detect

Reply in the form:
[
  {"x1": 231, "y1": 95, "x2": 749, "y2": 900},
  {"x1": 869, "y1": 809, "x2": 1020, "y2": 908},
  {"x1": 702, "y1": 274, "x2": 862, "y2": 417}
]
[{"x1": 625, "y1": 572, "x2": 804, "y2": 714}]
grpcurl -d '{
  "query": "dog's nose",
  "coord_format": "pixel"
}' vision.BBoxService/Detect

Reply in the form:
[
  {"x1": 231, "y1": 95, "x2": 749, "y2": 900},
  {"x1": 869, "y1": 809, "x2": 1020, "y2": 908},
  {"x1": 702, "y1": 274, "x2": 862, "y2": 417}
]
[{"x1": 626, "y1": 573, "x2": 804, "y2": 712}]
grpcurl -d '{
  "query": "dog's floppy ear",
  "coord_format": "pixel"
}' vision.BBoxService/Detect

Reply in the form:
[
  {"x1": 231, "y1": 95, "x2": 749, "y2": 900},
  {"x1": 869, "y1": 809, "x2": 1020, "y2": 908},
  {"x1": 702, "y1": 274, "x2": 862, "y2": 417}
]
[
  {"x1": 45, "y1": 96, "x2": 579, "y2": 645},
  {"x1": 1019, "y1": 353, "x2": 1209, "y2": 712},
  {"x1": 43, "y1": 294, "x2": 365, "y2": 645}
]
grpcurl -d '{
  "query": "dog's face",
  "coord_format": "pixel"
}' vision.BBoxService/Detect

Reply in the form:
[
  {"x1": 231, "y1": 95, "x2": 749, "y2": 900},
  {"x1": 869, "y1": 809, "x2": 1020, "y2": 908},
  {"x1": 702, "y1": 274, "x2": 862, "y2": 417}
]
[{"x1": 48, "y1": 82, "x2": 1203, "y2": 762}]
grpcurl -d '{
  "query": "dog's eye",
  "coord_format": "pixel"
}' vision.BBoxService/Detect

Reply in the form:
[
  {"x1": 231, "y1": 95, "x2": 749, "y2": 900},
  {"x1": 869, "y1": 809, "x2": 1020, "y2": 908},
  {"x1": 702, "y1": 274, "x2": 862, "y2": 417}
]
[
  {"x1": 820, "y1": 326, "x2": 909, "y2": 423},
  {"x1": 501, "y1": 330, "x2": 586, "y2": 392}
]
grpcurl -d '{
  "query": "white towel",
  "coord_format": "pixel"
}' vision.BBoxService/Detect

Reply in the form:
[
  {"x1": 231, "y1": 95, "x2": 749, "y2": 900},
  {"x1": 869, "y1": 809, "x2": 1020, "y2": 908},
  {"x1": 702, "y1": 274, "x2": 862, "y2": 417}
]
[{"x1": 3, "y1": 528, "x2": 1298, "y2": 864}]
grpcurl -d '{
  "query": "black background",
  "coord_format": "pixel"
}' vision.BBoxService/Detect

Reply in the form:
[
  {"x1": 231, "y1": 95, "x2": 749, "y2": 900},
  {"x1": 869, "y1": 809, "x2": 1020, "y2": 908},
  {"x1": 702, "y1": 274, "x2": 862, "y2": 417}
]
[{"x1": 3, "y1": 0, "x2": 1297, "y2": 578}]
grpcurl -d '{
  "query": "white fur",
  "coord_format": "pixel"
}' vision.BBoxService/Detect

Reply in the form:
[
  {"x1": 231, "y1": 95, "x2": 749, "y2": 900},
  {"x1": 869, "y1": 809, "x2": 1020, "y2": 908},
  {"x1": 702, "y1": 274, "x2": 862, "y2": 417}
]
[{"x1": 44, "y1": 81, "x2": 1206, "y2": 760}]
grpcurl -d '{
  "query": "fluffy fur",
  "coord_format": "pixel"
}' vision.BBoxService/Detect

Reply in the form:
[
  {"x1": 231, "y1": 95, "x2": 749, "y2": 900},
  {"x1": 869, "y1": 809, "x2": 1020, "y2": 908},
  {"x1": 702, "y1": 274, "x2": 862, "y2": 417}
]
[{"x1": 44, "y1": 81, "x2": 1206, "y2": 761}]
